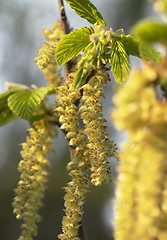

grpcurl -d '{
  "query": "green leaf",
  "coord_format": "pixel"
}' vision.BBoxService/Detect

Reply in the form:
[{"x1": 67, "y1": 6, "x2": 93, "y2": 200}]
[
  {"x1": 56, "y1": 27, "x2": 94, "y2": 66},
  {"x1": 0, "y1": 85, "x2": 55, "y2": 125},
  {"x1": 132, "y1": 20, "x2": 167, "y2": 45},
  {"x1": 111, "y1": 38, "x2": 130, "y2": 83},
  {"x1": 119, "y1": 35, "x2": 140, "y2": 57},
  {"x1": 102, "y1": 35, "x2": 140, "y2": 63},
  {"x1": 8, "y1": 87, "x2": 49, "y2": 120},
  {"x1": 0, "y1": 91, "x2": 16, "y2": 126},
  {"x1": 0, "y1": 91, "x2": 13, "y2": 108},
  {"x1": 0, "y1": 106, "x2": 16, "y2": 126},
  {"x1": 65, "y1": 0, "x2": 105, "y2": 26},
  {"x1": 139, "y1": 41, "x2": 162, "y2": 64},
  {"x1": 118, "y1": 35, "x2": 162, "y2": 63}
]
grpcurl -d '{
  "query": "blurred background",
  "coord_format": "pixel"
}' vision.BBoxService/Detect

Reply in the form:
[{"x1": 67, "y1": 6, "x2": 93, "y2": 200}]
[{"x1": 0, "y1": 0, "x2": 155, "y2": 239}]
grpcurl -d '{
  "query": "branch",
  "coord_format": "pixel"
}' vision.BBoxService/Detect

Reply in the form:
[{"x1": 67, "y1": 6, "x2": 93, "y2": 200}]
[
  {"x1": 58, "y1": 0, "x2": 70, "y2": 34},
  {"x1": 58, "y1": 0, "x2": 71, "y2": 77}
]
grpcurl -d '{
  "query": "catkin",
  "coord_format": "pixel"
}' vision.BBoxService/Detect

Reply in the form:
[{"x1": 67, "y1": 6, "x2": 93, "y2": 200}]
[{"x1": 112, "y1": 65, "x2": 167, "y2": 240}]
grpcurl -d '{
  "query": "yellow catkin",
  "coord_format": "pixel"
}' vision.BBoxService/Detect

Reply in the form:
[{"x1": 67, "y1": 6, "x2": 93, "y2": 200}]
[
  {"x1": 112, "y1": 64, "x2": 167, "y2": 240},
  {"x1": 80, "y1": 69, "x2": 117, "y2": 186},
  {"x1": 13, "y1": 119, "x2": 57, "y2": 240},
  {"x1": 56, "y1": 74, "x2": 91, "y2": 240},
  {"x1": 35, "y1": 21, "x2": 63, "y2": 88}
]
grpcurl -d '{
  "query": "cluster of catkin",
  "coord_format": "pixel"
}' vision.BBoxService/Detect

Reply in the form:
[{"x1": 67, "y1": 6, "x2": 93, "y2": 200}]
[
  {"x1": 56, "y1": 69, "x2": 116, "y2": 239},
  {"x1": 35, "y1": 21, "x2": 63, "y2": 88},
  {"x1": 13, "y1": 22, "x2": 63, "y2": 240},
  {"x1": 112, "y1": 64, "x2": 167, "y2": 240},
  {"x1": 13, "y1": 20, "x2": 117, "y2": 240}
]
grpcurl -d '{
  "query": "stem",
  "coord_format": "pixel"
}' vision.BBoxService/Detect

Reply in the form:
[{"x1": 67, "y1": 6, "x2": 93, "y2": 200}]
[
  {"x1": 58, "y1": 0, "x2": 70, "y2": 34},
  {"x1": 58, "y1": 0, "x2": 71, "y2": 77}
]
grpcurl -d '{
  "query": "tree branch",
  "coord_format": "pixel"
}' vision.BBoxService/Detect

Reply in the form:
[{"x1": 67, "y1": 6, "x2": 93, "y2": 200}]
[
  {"x1": 58, "y1": 0, "x2": 71, "y2": 77},
  {"x1": 58, "y1": 0, "x2": 70, "y2": 34}
]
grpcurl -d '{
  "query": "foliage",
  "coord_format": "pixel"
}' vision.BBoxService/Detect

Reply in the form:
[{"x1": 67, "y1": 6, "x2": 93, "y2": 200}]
[
  {"x1": 0, "y1": 0, "x2": 167, "y2": 239},
  {"x1": 8, "y1": 86, "x2": 54, "y2": 120},
  {"x1": 56, "y1": 26, "x2": 94, "y2": 66},
  {"x1": 65, "y1": 0, "x2": 106, "y2": 26},
  {"x1": 0, "y1": 91, "x2": 16, "y2": 126},
  {"x1": 132, "y1": 20, "x2": 167, "y2": 44}
]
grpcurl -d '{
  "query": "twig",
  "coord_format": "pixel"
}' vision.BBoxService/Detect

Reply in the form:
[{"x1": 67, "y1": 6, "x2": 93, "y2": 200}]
[
  {"x1": 58, "y1": 0, "x2": 71, "y2": 77},
  {"x1": 58, "y1": 0, "x2": 70, "y2": 34}
]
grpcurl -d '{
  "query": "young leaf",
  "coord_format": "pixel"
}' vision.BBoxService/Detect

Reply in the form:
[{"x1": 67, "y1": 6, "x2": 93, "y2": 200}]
[
  {"x1": 132, "y1": 20, "x2": 167, "y2": 45},
  {"x1": 111, "y1": 38, "x2": 130, "y2": 83},
  {"x1": 0, "y1": 91, "x2": 13, "y2": 108},
  {"x1": 119, "y1": 35, "x2": 140, "y2": 57},
  {"x1": 0, "y1": 91, "x2": 16, "y2": 126},
  {"x1": 73, "y1": 42, "x2": 99, "y2": 88},
  {"x1": 139, "y1": 41, "x2": 162, "y2": 64},
  {"x1": 0, "y1": 106, "x2": 16, "y2": 126},
  {"x1": 118, "y1": 35, "x2": 162, "y2": 63},
  {"x1": 65, "y1": 0, "x2": 106, "y2": 26},
  {"x1": 101, "y1": 53, "x2": 111, "y2": 64},
  {"x1": 102, "y1": 36, "x2": 140, "y2": 63},
  {"x1": 56, "y1": 27, "x2": 94, "y2": 66},
  {"x1": 8, "y1": 87, "x2": 49, "y2": 120}
]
